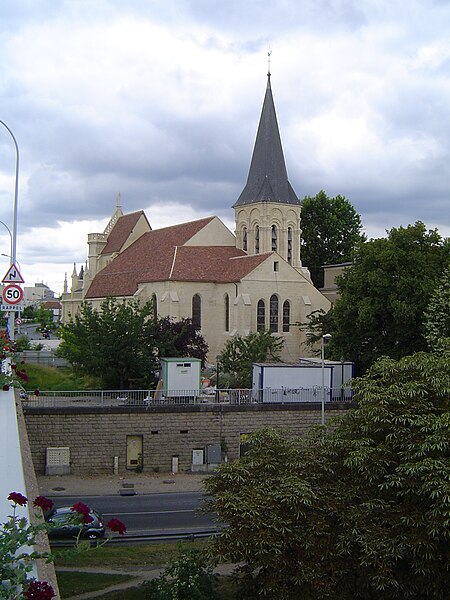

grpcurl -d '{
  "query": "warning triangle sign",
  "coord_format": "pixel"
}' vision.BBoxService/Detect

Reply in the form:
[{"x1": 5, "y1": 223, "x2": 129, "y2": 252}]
[{"x1": 2, "y1": 263, "x2": 25, "y2": 284}]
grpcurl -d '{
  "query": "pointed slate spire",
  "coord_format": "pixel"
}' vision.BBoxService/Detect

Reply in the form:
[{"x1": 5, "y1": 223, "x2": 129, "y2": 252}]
[{"x1": 234, "y1": 74, "x2": 300, "y2": 207}]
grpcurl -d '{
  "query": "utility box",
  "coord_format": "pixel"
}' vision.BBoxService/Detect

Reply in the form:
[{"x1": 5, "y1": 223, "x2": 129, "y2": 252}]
[
  {"x1": 46, "y1": 447, "x2": 70, "y2": 475},
  {"x1": 160, "y1": 357, "x2": 201, "y2": 399},
  {"x1": 205, "y1": 444, "x2": 221, "y2": 465}
]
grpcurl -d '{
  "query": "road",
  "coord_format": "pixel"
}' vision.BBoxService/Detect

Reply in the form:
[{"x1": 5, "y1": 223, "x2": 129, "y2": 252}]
[
  {"x1": 48, "y1": 491, "x2": 217, "y2": 536},
  {"x1": 18, "y1": 322, "x2": 51, "y2": 340}
]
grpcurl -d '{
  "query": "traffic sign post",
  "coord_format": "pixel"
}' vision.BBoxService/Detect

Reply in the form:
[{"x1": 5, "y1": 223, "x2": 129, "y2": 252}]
[
  {"x1": 2, "y1": 263, "x2": 24, "y2": 284},
  {"x1": 2, "y1": 283, "x2": 24, "y2": 306}
]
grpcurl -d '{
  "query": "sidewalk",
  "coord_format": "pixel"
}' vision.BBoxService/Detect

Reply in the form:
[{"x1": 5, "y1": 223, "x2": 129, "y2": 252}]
[{"x1": 37, "y1": 471, "x2": 210, "y2": 497}]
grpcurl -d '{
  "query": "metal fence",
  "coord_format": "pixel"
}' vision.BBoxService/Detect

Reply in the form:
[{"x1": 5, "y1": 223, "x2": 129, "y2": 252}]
[
  {"x1": 21, "y1": 386, "x2": 353, "y2": 409},
  {"x1": 16, "y1": 351, "x2": 69, "y2": 368}
]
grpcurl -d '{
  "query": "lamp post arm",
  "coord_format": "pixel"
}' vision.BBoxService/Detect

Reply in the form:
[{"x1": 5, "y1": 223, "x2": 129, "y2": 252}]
[{"x1": 0, "y1": 120, "x2": 19, "y2": 265}]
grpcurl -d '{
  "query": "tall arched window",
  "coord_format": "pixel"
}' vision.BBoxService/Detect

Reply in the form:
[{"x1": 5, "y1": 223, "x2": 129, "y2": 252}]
[
  {"x1": 255, "y1": 225, "x2": 260, "y2": 254},
  {"x1": 242, "y1": 227, "x2": 248, "y2": 252},
  {"x1": 192, "y1": 294, "x2": 201, "y2": 329},
  {"x1": 225, "y1": 293, "x2": 230, "y2": 332},
  {"x1": 272, "y1": 225, "x2": 277, "y2": 251},
  {"x1": 257, "y1": 299, "x2": 265, "y2": 331},
  {"x1": 151, "y1": 293, "x2": 158, "y2": 321},
  {"x1": 282, "y1": 300, "x2": 290, "y2": 332},
  {"x1": 287, "y1": 228, "x2": 292, "y2": 264},
  {"x1": 270, "y1": 294, "x2": 279, "y2": 332}
]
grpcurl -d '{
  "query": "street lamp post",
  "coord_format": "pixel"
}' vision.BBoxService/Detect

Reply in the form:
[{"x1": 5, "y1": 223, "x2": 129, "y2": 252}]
[
  {"x1": 321, "y1": 333, "x2": 332, "y2": 425},
  {"x1": 0, "y1": 120, "x2": 20, "y2": 343},
  {"x1": 216, "y1": 355, "x2": 221, "y2": 403}
]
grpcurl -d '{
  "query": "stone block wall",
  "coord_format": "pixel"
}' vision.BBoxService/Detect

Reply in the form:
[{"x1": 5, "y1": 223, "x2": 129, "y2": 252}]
[{"x1": 24, "y1": 403, "x2": 351, "y2": 475}]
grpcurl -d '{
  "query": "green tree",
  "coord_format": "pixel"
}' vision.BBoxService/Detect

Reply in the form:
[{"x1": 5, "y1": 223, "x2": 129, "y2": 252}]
[
  {"x1": 35, "y1": 305, "x2": 53, "y2": 329},
  {"x1": 21, "y1": 305, "x2": 36, "y2": 320},
  {"x1": 59, "y1": 299, "x2": 208, "y2": 389},
  {"x1": 59, "y1": 298, "x2": 155, "y2": 388},
  {"x1": 300, "y1": 191, "x2": 365, "y2": 288},
  {"x1": 304, "y1": 222, "x2": 449, "y2": 373},
  {"x1": 205, "y1": 350, "x2": 450, "y2": 599},
  {"x1": 219, "y1": 330, "x2": 284, "y2": 388},
  {"x1": 424, "y1": 263, "x2": 450, "y2": 351}
]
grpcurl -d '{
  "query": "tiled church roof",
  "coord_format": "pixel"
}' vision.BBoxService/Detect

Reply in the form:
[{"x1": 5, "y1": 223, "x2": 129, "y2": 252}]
[
  {"x1": 101, "y1": 211, "x2": 147, "y2": 255},
  {"x1": 86, "y1": 217, "x2": 269, "y2": 298}
]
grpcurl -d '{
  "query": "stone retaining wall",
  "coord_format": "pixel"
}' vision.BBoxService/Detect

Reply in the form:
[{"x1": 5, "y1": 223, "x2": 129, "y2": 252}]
[{"x1": 24, "y1": 403, "x2": 352, "y2": 475}]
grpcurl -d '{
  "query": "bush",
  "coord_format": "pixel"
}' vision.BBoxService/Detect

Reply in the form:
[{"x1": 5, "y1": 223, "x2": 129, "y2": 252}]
[
  {"x1": 143, "y1": 550, "x2": 217, "y2": 599},
  {"x1": 14, "y1": 335, "x2": 31, "y2": 352}
]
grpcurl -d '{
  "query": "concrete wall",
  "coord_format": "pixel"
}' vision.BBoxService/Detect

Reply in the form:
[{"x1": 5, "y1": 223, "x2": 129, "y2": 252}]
[{"x1": 24, "y1": 403, "x2": 351, "y2": 475}]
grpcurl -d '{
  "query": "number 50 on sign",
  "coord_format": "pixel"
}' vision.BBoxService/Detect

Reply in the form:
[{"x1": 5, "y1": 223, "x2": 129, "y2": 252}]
[{"x1": 2, "y1": 284, "x2": 24, "y2": 305}]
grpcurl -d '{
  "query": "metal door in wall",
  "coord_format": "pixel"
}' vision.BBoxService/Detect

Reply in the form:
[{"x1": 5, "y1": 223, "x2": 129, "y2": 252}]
[{"x1": 126, "y1": 435, "x2": 143, "y2": 470}]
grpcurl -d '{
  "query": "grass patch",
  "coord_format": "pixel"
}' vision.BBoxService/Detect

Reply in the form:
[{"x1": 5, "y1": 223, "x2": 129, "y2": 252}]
[
  {"x1": 56, "y1": 570, "x2": 134, "y2": 599},
  {"x1": 55, "y1": 542, "x2": 239, "y2": 599},
  {"x1": 95, "y1": 585, "x2": 148, "y2": 600},
  {"x1": 53, "y1": 540, "x2": 209, "y2": 568},
  {"x1": 22, "y1": 364, "x2": 101, "y2": 391}
]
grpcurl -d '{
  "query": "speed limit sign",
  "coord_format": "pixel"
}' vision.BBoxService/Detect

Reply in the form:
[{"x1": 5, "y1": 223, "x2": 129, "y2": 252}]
[{"x1": 2, "y1": 283, "x2": 24, "y2": 305}]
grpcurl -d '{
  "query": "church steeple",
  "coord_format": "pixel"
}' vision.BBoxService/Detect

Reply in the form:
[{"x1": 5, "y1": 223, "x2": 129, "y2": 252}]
[
  {"x1": 233, "y1": 73, "x2": 300, "y2": 208},
  {"x1": 234, "y1": 71, "x2": 303, "y2": 269}
]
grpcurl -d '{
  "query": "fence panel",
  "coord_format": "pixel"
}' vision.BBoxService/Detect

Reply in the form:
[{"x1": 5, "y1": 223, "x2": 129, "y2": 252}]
[{"x1": 21, "y1": 387, "x2": 353, "y2": 409}]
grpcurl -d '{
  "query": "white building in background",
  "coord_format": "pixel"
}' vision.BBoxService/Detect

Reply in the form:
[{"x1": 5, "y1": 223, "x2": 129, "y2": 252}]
[{"x1": 23, "y1": 283, "x2": 55, "y2": 306}]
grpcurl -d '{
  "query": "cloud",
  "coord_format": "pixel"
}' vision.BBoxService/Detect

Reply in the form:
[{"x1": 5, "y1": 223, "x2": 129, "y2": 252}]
[{"x1": 1, "y1": 0, "x2": 449, "y2": 294}]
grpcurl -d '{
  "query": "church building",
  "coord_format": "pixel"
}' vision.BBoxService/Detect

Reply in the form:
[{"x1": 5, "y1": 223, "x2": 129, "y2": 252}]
[{"x1": 61, "y1": 73, "x2": 331, "y2": 363}]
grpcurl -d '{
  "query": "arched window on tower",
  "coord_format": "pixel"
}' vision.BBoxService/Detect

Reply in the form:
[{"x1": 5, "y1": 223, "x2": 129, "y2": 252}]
[
  {"x1": 270, "y1": 294, "x2": 279, "y2": 332},
  {"x1": 225, "y1": 293, "x2": 230, "y2": 332},
  {"x1": 255, "y1": 225, "x2": 260, "y2": 254},
  {"x1": 242, "y1": 228, "x2": 248, "y2": 252},
  {"x1": 272, "y1": 225, "x2": 277, "y2": 251},
  {"x1": 287, "y1": 227, "x2": 292, "y2": 265},
  {"x1": 151, "y1": 293, "x2": 158, "y2": 321},
  {"x1": 192, "y1": 294, "x2": 201, "y2": 329},
  {"x1": 282, "y1": 300, "x2": 290, "y2": 332},
  {"x1": 257, "y1": 299, "x2": 265, "y2": 331}
]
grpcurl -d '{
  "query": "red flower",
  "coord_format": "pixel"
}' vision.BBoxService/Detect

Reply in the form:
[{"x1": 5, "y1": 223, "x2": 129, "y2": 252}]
[
  {"x1": 33, "y1": 496, "x2": 54, "y2": 512},
  {"x1": 17, "y1": 369, "x2": 29, "y2": 382},
  {"x1": 8, "y1": 491, "x2": 28, "y2": 506},
  {"x1": 11, "y1": 363, "x2": 16, "y2": 370},
  {"x1": 2, "y1": 384, "x2": 9, "y2": 391},
  {"x1": 71, "y1": 501, "x2": 91, "y2": 517},
  {"x1": 107, "y1": 518, "x2": 127, "y2": 535},
  {"x1": 25, "y1": 580, "x2": 55, "y2": 599}
]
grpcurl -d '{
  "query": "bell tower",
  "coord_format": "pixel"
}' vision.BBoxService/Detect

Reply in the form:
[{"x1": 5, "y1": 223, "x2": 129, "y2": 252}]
[{"x1": 234, "y1": 70, "x2": 303, "y2": 270}]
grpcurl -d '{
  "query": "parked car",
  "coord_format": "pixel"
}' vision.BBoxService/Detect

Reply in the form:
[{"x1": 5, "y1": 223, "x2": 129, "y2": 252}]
[{"x1": 46, "y1": 506, "x2": 105, "y2": 540}]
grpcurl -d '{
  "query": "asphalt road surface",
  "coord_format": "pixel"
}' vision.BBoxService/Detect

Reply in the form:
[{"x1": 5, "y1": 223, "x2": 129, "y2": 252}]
[{"x1": 48, "y1": 491, "x2": 217, "y2": 536}]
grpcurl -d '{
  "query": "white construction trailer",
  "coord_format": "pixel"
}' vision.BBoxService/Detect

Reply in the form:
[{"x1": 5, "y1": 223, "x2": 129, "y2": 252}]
[{"x1": 252, "y1": 359, "x2": 354, "y2": 403}]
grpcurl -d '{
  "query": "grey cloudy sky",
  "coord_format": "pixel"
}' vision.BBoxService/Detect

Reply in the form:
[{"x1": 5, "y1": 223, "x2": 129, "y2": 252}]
[{"x1": 1, "y1": 0, "x2": 449, "y2": 294}]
